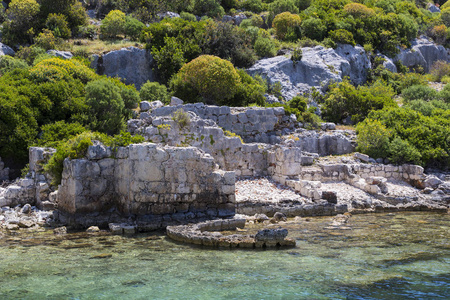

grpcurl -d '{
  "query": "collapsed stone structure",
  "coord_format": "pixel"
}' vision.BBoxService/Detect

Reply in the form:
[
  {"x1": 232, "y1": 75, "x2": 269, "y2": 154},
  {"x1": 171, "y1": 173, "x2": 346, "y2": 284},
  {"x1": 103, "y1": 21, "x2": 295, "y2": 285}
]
[{"x1": 1, "y1": 103, "x2": 448, "y2": 236}]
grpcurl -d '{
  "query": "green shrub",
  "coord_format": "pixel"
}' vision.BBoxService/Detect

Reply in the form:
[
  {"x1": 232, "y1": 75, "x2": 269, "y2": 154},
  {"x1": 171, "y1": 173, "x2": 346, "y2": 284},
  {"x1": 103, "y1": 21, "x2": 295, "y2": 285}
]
[
  {"x1": 3, "y1": 0, "x2": 40, "y2": 44},
  {"x1": 441, "y1": 8, "x2": 450, "y2": 27},
  {"x1": 45, "y1": 13, "x2": 71, "y2": 39},
  {"x1": 100, "y1": 9, "x2": 126, "y2": 39},
  {"x1": 85, "y1": 79, "x2": 126, "y2": 135},
  {"x1": 430, "y1": 60, "x2": 450, "y2": 82},
  {"x1": 193, "y1": 0, "x2": 225, "y2": 18},
  {"x1": 268, "y1": 0, "x2": 299, "y2": 26},
  {"x1": 402, "y1": 85, "x2": 438, "y2": 103},
  {"x1": 151, "y1": 36, "x2": 187, "y2": 83},
  {"x1": 170, "y1": 55, "x2": 241, "y2": 105},
  {"x1": 36, "y1": 121, "x2": 87, "y2": 148},
  {"x1": 289, "y1": 95, "x2": 307, "y2": 112},
  {"x1": 242, "y1": 0, "x2": 264, "y2": 13},
  {"x1": 322, "y1": 80, "x2": 397, "y2": 124},
  {"x1": 272, "y1": 12, "x2": 301, "y2": 40},
  {"x1": 34, "y1": 29, "x2": 62, "y2": 51},
  {"x1": 329, "y1": 29, "x2": 355, "y2": 46},
  {"x1": 388, "y1": 137, "x2": 422, "y2": 165},
  {"x1": 291, "y1": 48, "x2": 302, "y2": 65},
  {"x1": 254, "y1": 37, "x2": 277, "y2": 58},
  {"x1": 0, "y1": 56, "x2": 29, "y2": 75},
  {"x1": 356, "y1": 118, "x2": 391, "y2": 159},
  {"x1": 124, "y1": 16, "x2": 144, "y2": 40},
  {"x1": 301, "y1": 18, "x2": 327, "y2": 41},
  {"x1": 139, "y1": 81, "x2": 169, "y2": 103},
  {"x1": 180, "y1": 12, "x2": 197, "y2": 22},
  {"x1": 16, "y1": 46, "x2": 46, "y2": 65},
  {"x1": 228, "y1": 70, "x2": 266, "y2": 106}
]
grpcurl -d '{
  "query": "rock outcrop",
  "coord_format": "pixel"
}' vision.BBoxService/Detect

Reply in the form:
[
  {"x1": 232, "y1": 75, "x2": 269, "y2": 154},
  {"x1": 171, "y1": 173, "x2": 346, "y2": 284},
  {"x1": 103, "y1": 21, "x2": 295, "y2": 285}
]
[
  {"x1": 247, "y1": 44, "x2": 371, "y2": 100},
  {"x1": 0, "y1": 43, "x2": 15, "y2": 56},
  {"x1": 47, "y1": 50, "x2": 73, "y2": 59},
  {"x1": 91, "y1": 47, "x2": 155, "y2": 89},
  {"x1": 396, "y1": 37, "x2": 449, "y2": 72}
]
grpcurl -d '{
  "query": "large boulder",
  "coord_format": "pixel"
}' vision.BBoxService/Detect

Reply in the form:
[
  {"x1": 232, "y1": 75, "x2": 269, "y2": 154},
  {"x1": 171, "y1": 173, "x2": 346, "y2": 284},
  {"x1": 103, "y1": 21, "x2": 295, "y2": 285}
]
[
  {"x1": 92, "y1": 47, "x2": 155, "y2": 89},
  {"x1": 247, "y1": 44, "x2": 370, "y2": 100},
  {"x1": 395, "y1": 37, "x2": 449, "y2": 72},
  {"x1": 0, "y1": 43, "x2": 15, "y2": 56}
]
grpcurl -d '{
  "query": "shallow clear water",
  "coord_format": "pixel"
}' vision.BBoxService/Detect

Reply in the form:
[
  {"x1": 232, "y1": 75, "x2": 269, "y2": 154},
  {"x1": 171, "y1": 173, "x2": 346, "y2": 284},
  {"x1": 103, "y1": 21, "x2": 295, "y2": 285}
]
[{"x1": 0, "y1": 212, "x2": 449, "y2": 299}]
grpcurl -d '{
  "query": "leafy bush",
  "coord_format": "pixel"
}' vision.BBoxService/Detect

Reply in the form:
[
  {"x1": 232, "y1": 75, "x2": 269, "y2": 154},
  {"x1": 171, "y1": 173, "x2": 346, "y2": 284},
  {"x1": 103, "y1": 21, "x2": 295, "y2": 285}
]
[
  {"x1": 356, "y1": 118, "x2": 391, "y2": 159},
  {"x1": 301, "y1": 18, "x2": 327, "y2": 41},
  {"x1": 193, "y1": 0, "x2": 225, "y2": 17},
  {"x1": 34, "y1": 29, "x2": 61, "y2": 51},
  {"x1": 322, "y1": 80, "x2": 397, "y2": 124},
  {"x1": 36, "y1": 121, "x2": 87, "y2": 148},
  {"x1": 441, "y1": 8, "x2": 450, "y2": 27},
  {"x1": 242, "y1": 0, "x2": 264, "y2": 13},
  {"x1": 343, "y1": 3, "x2": 375, "y2": 18},
  {"x1": 228, "y1": 70, "x2": 266, "y2": 106},
  {"x1": 2, "y1": 0, "x2": 40, "y2": 44},
  {"x1": 291, "y1": 48, "x2": 302, "y2": 65},
  {"x1": 272, "y1": 12, "x2": 301, "y2": 40},
  {"x1": 254, "y1": 37, "x2": 277, "y2": 58},
  {"x1": 16, "y1": 46, "x2": 46, "y2": 65},
  {"x1": 152, "y1": 36, "x2": 187, "y2": 83},
  {"x1": 401, "y1": 85, "x2": 438, "y2": 103},
  {"x1": 100, "y1": 10, "x2": 126, "y2": 39},
  {"x1": 329, "y1": 29, "x2": 355, "y2": 46},
  {"x1": 268, "y1": 0, "x2": 299, "y2": 26},
  {"x1": 170, "y1": 55, "x2": 241, "y2": 105},
  {"x1": 45, "y1": 13, "x2": 71, "y2": 39},
  {"x1": 124, "y1": 16, "x2": 144, "y2": 40},
  {"x1": 180, "y1": 12, "x2": 197, "y2": 22},
  {"x1": 139, "y1": 81, "x2": 169, "y2": 103},
  {"x1": 388, "y1": 137, "x2": 422, "y2": 165},
  {"x1": 0, "y1": 56, "x2": 29, "y2": 75},
  {"x1": 85, "y1": 79, "x2": 126, "y2": 135}
]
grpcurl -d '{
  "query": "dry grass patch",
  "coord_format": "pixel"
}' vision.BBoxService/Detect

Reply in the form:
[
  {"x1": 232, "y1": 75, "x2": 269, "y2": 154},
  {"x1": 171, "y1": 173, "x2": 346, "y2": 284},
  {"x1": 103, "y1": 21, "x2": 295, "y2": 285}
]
[{"x1": 60, "y1": 39, "x2": 143, "y2": 55}]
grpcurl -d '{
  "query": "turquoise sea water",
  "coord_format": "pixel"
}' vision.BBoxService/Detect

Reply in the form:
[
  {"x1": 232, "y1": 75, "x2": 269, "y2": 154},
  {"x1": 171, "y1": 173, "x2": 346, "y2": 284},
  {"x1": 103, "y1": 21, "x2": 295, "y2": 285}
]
[{"x1": 0, "y1": 212, "x2": 448, "y2": 299}]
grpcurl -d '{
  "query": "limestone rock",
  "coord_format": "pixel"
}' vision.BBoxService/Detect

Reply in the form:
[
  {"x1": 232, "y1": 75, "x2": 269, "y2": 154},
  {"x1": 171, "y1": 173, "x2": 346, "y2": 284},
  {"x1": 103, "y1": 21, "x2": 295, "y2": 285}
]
[
  {"x1": 86, "y1": 226, "x2": 100, "y2": 232},
  {"x1": 428, "y1": 4, "x2": 440, "y2": 13},
  {"x1": 99, "y1": 47, "x2": 155, "y2": 89},
  {"x1": 53, "y1": 226, "x2": 67, "y2": 234},
  {"x1": 0, "y1": 43, "x2": 15, "y2": 56},
  {"x1": 424, "y1": 175, "x2": 443, "y2": 189},
  {"x1": 18, "y1": 219, "x2": 35, "y2": 228},
  {"x1": 270, "y1": 212, "x2": 287, "y2": 223},
  {"x1": 247, "y1": 44, "x2": 370, "y2": 100},
  {"x1": 47, "y1": 50, "x2": 73, "y2": 59},
  {"x1": 354, "y1": 152, "x2": 370, "y2": 163},
  {"x1": 21, "y1": 204, "x2": 32, "y2": 215},
  {"x1": 396, "y1": 37, "x2": 449, "y2": 72},
  {"x1": 170, "y1": 96, "x2": 184, "y2": 106}
]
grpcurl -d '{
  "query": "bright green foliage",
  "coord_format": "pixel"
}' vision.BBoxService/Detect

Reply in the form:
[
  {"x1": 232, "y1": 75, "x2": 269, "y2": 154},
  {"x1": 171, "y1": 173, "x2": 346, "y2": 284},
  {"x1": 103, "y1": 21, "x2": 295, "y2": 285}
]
[
  {"x1": 30, "y1": 58, "x2": 97, "y2": 84},
  {"x1": 272, "y1": 12, "x2": 301, "y2": 40},
  {"x1": 170, "y1": 55, "x2": 241, "y2": 105},
  {"x1": 430, "y1": 60, "x2": 450, "y2": 82},
  {"x1": 438, "y1": 83, "x2": 450, "y2": 103},
  {"x1": 45, "y1": 13, "x2": 71, "y2": 39},
  {"x1": 228, "y1": 69, "x2": 267, "y2": 106},
  {"x1": 329, "y1": 29, "x2": 355, "y2": 46},
  {"x1": 193, "y1": 0, "x2": 225, "y2": 17},
  {"x1": 100, "y1": 10, "x2": 126, "y2": 39},
  {"x1": 39, "y1": 0, "x2": 87, "y2": 30},
  {"x1": 301, "y1": 18, "x2": 327, "y2": 41},
  {"x1": 268, "y1": 0, "x2": 299, "y2": 26},
  {"x1": 124, "y1": 16, "x2": 144, "y2": 40},
  {"x1": 36, "y1": 121, "x2": 87, "y2": 148},
  {"x1": 405, "y1": 99, "x2": 450, "y2": 117},
  {"x1": 295, "y1": 0, "x2": 311, "y2": 10},
  {"x1": 3, "y1": 0, "x2": 40, "y2": 44},
  {"x1": 343, "y1": 3, "x2": 375, "y2": 18},
  {"x1": 152, "y1": 36, "x2": 187, "y2": 83},
  {"x1": 388, "y1": 137, "x2": 422, "y2": 165},
  {"x1": 242, "y1": 0, "x2": 265, "y2": 13},
  {"x1": 356, "y1": 118, "x2": 391, "y2": 159},
  {"x1": 139, "y1": 81, "x2": 169, "y2": 103},
  {"x1": 441, "y1": 8, "x2": 450, "y2": 26},
  {"x1": 0, "y1": 56, "x2": 28, "y2": 75},
  {"x1": 34, "y1": 29, "x2": 61, "y2": 51},
  {"x1": 322, "y1": 80, "x2": 397, "y2": 123},
  {"x1": 85, "y1": 79, "x2": 126, "y2": 135},
  {"x1": 16, "y1": 46, "x2": 46, "y2": 65},
  {"x1": 254, "y1": 37, "x2": 277, "y2": 57},
  {"x1": 401, "y1": 85, "x2": 438, "y2": 103},
  {"x1": 365, "y1": 107, "x2": 450, "y2": 167},
  {"x1": 289, "y1": 95, "x2": 307, "y2": 112},
  {"x1": 180, "y1": 12, "x2": 197, "y2": 21}
]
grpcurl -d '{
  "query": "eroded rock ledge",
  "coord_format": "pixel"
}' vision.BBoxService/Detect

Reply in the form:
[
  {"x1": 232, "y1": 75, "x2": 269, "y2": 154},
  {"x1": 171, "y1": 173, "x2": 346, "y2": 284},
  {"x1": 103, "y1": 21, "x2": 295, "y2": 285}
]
[{"x1": 166, "y1": 218, "x2": 295, "y2": 248}]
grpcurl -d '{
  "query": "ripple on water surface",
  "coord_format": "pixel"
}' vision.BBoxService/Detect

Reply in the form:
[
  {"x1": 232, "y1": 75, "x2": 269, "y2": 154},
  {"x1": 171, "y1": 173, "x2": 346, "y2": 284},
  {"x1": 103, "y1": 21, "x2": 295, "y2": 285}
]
[{"x1": 0, "y1": 212, "x2": 448, "y2": 299}]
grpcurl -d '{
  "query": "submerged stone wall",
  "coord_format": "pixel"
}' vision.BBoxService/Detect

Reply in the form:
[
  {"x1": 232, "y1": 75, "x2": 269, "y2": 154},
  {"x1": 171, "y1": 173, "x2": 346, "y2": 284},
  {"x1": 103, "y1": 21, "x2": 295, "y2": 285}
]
[{"x1": 56, "y1": 143, "x2": 236, "y2": 227}]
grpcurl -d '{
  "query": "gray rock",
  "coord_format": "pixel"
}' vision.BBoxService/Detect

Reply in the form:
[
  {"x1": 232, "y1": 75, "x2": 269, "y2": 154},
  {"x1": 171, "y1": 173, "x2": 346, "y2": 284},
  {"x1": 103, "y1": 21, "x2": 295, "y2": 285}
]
[
  {"x1": 18, "y1": 219, "x2": 35, "y2": 228},
  {"x1": 355, "y1": 152, "x2": 370, "y2": 162},
  {"x1": 270, "y1": 212, "x2": 287, "y2": 223},
  {"x1": 428, "y1": 5, "x2": 440, "y2": 13},
  {"x1": 86, "y1": 226, "x2": 100, "y2": 232},
  {"x1": 254, "y1": 213, "x2": 269, "y2": 222},
  {"x1": 21, "y1": 204, "x2": 32, "y2": 214},
  {"x1": 322, "y1": 191, "x2": 337, "y2": 204},
  {"x1": 247, "y1": 44, "x2": 370, "y2": 100},
  {"x1": 100, "y1": 47, "x2": 155, "y2": 89},
  {"x1": 171, "y1": 96, "x2": 184, "y2": 106},
  {"x1": 47, "y1": 50, "x2": 73, "y2": 59},
  {"x1": 140, "y1": 101, "x2": 152, "y2": 112},
  {"x1": 377, "y1": 54, "x2": 397, "y2": 73},
  {"x1": 0, "y1": 43, "x2": 15, "y2": 56},
  {"x1": 395, "y1": 37, "x2": 449, "y2": 72},
  {"x1": 53, "y1": 226, "x2": 67, "y2": 234},
  {"x1": 424, "y1": 175, "x2": 443, "y2": 189},
  {"x1": 255, "y1": 228, "x2": 288, "y2": 242},
  {"x1": 158, "y1": 11, "x2": 180, "y2": 19}
]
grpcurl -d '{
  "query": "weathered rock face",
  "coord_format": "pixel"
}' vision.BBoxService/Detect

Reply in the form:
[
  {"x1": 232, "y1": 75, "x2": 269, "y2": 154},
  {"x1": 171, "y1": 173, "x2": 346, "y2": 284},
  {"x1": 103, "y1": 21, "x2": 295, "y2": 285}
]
[
  {"x1": 396, "y1": 37, "x2": 449, "y2": 72},
  {"x1": 91, "y1": 47, "x2": 155, "y2": 89},
  {"x1": 47, "y1": 50, "x2": 73, "y2": 59},
  {"x1": 0, "y1": 43, "x2": 15, "y2": 56},
  {"x1": 247, "y1": 44, "x2": 371, "y2": 100},
  {"x1": 56, "y1": 143, "x2": 236, "y2": 226}
]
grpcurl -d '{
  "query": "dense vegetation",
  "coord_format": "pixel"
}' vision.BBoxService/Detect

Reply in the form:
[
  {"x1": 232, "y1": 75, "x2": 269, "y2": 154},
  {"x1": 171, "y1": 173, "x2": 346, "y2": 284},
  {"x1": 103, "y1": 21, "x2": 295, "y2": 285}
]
[{"x1": 0, "y1": 0, "x2": 449, "y2": 174}]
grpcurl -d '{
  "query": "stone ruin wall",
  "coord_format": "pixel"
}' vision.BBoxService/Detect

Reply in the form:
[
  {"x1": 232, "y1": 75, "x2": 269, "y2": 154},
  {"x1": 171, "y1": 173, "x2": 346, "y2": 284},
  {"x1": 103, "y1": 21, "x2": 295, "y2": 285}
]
[{"x1": 56, "y1": 143, "x2": 235, "y2": 227}]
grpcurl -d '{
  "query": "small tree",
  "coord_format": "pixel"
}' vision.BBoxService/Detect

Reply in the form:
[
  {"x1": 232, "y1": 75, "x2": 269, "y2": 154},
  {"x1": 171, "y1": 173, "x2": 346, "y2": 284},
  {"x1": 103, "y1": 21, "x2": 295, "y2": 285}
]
[
  {"x1": 100, "y1": 10, "x2": 126, "y2": 39},
  {"x1": 45, "y1": 13, "x2": 71, "y2": 39},
  {"x1": 3, "y1": 0, "x2": 40, "y2": 44},
  {"x1": 140, "y1": 81, "x2": 169, "y2": 103},
  {"x1": 272, "y1": 12, "x2": 301, "y2": 40},
  {"x1": 356, "y1": 119, "x2": 391, "y2": 159},
  {"x1": 170, "y1": 55, "x2": 241, "y2": 105}
]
